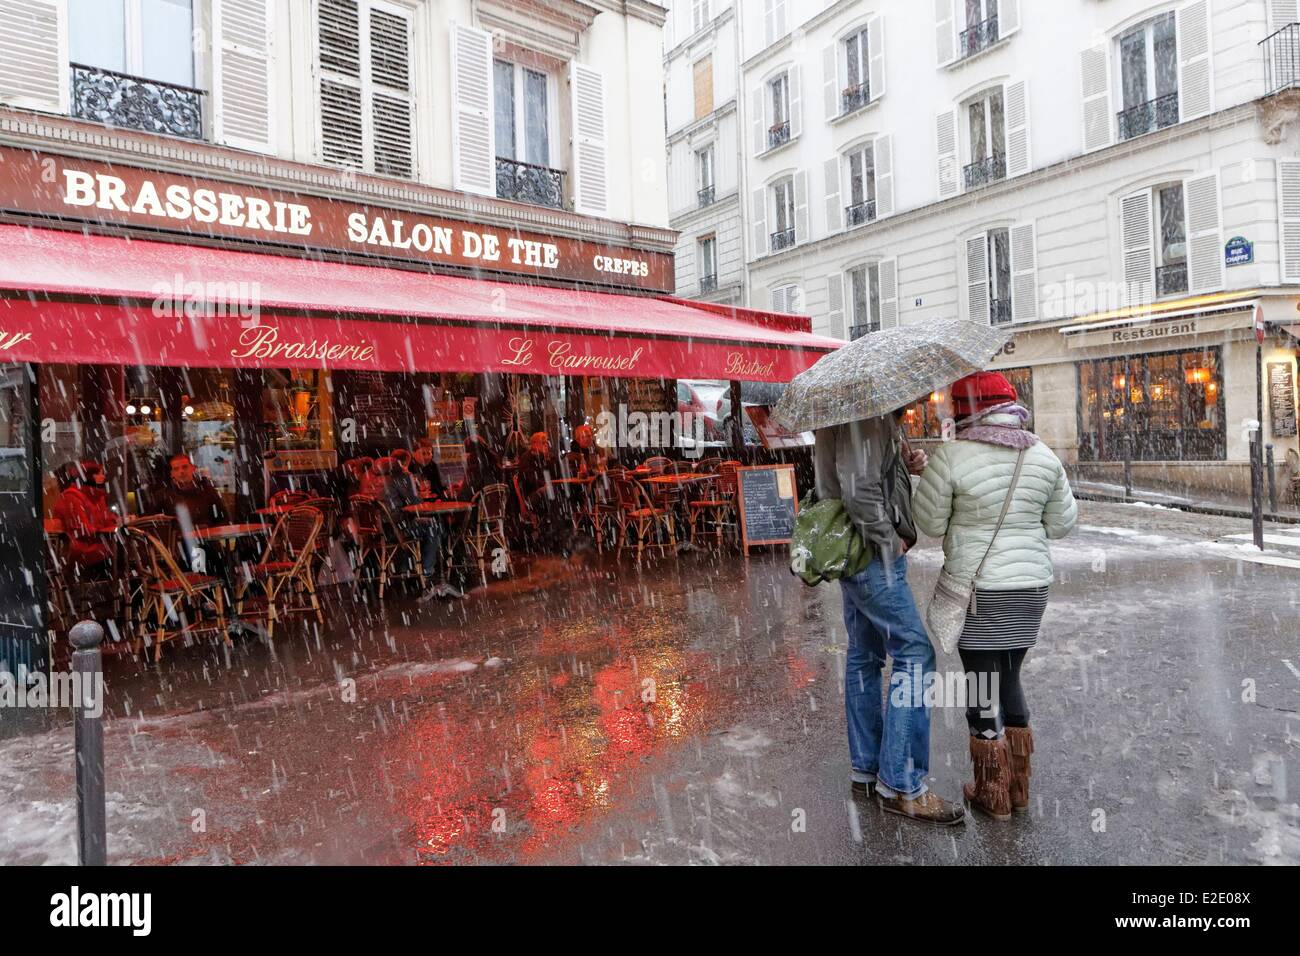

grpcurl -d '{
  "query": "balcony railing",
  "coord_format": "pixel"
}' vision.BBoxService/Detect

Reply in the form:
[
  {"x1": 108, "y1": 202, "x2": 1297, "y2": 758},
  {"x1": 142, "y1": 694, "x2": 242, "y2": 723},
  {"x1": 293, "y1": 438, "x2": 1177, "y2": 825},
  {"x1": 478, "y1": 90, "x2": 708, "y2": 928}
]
[
  {"x1": 990, "y1": 297, "x2": 1013, "y2": 325},
  {"x1": 767, "y1": 120, "x2": 791, "y2": 150},
  {"x1": 70, "y1": 63, "x2": 203, "y2": 140},
  {"x1": 841, "y1": 82, "x2": 869, "y2": 115},
  {"x1": 958, "y1": 14, "x2": 999, "y2": 60},
  {"x1": 495, "y1": 156, "x2": 566, "y2": 209},
  {"x1": 770, "y1": 227, "x2": 796, "y2": 252},
  {"x1": 699, "y1": 274, "x2": 718, "y2": 294},
  {"x1": 1117, "y1": 92, "x2": 1179, "y2": 141},
  {"x1": 1261, "y1": 23, "x2": 1300, "y2": 95},
  {"x1": 1156, "y1": 262, "x2": 1188, "y2": 297},
  {"x1": 963, "y1": 152, "x2": 1007, "y2": 190},
  {"x1": 849, "y1": 322, "x2": 879, "y2": 340},
  {"x1": 697, "y1": 185, "x2": 716, "y2": 208},
  {"x1": 845, "y1": 199, "x2": 876, "y2": 228}
]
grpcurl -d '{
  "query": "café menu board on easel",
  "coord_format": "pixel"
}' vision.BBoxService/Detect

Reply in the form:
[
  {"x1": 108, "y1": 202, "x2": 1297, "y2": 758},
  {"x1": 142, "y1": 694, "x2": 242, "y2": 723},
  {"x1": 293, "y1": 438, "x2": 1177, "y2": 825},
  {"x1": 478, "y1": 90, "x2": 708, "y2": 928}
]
[
  {"x1": 737, "y1": 464, "x2": 799, "y2": 554},
  {"x1": 1268, "y1": 363, "x2": 1297, "y2": 438}
]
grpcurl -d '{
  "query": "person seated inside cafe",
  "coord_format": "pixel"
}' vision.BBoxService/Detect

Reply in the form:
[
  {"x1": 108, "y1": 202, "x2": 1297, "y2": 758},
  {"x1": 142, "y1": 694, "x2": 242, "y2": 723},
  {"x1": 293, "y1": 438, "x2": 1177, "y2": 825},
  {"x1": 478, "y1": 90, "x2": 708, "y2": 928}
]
[
  {"x1": 160, "y1": 453, "x2": 229, "y2": 530},
  {"x1": 53, "y1": 460, "x2": 115, "y2": 577},
  {"x1": 519, "y1": 431, "x2": 559, "y2": 498},
  {"x1": 569, "y1": 423, "x2": 607, "y2": 477},
  {"x1": 458, "y1": 434, "x2": 502, "y2": 501},
  {"x1": 375, "y1": 456, "x2": 456, "y2": 599},
  {"x1": 411, "y1": 439, "x2": 446, "y2": 500}
]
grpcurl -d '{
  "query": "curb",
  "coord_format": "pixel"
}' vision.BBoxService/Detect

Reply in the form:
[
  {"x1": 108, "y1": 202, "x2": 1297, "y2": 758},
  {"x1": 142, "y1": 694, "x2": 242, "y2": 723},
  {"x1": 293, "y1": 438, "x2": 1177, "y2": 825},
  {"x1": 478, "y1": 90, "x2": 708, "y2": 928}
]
[{"x1": 1074, "y1": 491, "x2": 1300, "y2": 525}]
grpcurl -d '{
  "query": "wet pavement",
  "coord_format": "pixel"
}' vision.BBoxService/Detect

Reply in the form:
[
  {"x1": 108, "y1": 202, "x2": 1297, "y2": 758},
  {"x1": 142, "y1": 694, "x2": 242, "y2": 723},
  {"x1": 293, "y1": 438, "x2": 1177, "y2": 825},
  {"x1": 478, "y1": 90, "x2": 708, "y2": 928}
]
[{"x1": 2, "y1": 499, "x2": 1298, "y2": 865}]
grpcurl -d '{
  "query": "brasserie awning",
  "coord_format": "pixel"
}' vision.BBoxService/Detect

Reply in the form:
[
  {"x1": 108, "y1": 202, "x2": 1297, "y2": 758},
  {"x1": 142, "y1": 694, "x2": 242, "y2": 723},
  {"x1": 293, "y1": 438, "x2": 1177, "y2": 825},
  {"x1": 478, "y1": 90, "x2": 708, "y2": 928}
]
[{"x1": 0, "y1": 225, "x2": 838, "y2": 382}]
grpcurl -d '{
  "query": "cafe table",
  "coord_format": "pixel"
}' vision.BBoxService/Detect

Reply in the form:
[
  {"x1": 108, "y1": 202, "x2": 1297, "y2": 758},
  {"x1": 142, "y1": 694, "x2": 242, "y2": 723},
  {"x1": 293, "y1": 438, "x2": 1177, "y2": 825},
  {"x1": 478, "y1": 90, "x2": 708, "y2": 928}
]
[
  {"x1": 190, "y1": 523, "x2": 270, "y2": 544},
  {"x1": 403, "y1": 500, "x2": 475, "y2": 589}
]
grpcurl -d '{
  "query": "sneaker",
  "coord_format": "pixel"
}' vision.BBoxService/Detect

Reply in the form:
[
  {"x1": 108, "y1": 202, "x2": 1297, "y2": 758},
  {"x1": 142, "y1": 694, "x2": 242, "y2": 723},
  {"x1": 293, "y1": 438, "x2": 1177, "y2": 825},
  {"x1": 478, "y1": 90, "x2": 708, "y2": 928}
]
[
  {"x1": 438, "y1": 582, "x2": 465, "y2": 599},
  {"x1": 417, "y1": 586, "x2": 440, "y2": 604},
  {"x1": 876, "y1": 790, "x2": 966, "y2": 826}
]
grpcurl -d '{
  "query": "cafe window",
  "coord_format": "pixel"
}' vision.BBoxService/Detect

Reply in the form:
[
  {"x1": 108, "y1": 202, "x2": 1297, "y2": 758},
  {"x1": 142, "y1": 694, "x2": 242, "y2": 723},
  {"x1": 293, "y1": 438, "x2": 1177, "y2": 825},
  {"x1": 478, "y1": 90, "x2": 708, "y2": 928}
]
[
  {"x1": 902, "y1": 365, "x2": 1034, "y2": 440},
  {"x1": 0, "y1": 364, "x2": 30, "y2": 497},
  {"x1": 1077, "y1": 346, "x2": 1224, "y2": 462}
]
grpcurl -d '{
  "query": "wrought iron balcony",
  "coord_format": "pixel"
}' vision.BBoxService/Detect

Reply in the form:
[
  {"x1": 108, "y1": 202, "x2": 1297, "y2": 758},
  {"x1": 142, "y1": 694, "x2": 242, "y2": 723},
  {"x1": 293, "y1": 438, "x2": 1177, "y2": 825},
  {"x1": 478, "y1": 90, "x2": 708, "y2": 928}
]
[
  {"x1": 69, "y1": 63, "x2": 203, "y2": 140},
  {"x1": 963, "y1": 152, "x2": 1007, "y2": 190},
  {"x1": 1117, "y1": 92, "x2": 1179, "y2": 141},
  {"x1": 849, "y1": 322, "x2": 879, "y2": 340},
  {"x1": 841, "y1": 83, "x2": 869, "y2": 115},
  {"x1": 697, "y1": 185, "x2": 716, "y2": 207},
  {"x1": 845, "y1": 199, "x2": 876, "y2": 228},
  {"x1": 495, "y1": 156, "x2": 566, "y2": 209},
  {"x1": 699, "y1": 274, "x2": 718, "y2": 294},
  {"x1": 767, "y1": 121, "x2": 791, "y2": 150},
  {"x1": 1156, "y1": 262, "x2": 1188, "y2": 297},
  {"x1": 770, "y1": 227, "x2": 796, "y2": 252},
  {"x1": 958, "y1": 15, "x2": 999, "y2": 60},
  {"x1": 1262, "y1": 22, "x2": 1300, "y2": 95},
  {"x1": 990, "y1": 297, "x2": 1013, "y2": 325}
]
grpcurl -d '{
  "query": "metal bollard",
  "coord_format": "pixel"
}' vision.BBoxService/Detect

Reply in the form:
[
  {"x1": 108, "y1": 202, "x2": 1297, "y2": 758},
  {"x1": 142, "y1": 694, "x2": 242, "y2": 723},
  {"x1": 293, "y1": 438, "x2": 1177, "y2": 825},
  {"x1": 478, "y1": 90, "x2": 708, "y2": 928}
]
[
  {"x1": 1266, "y1": 443, "x2": 1278, "y2": 514},
  {"x1": 69, "y1": 620, "x2": 106, "y2": 866}
]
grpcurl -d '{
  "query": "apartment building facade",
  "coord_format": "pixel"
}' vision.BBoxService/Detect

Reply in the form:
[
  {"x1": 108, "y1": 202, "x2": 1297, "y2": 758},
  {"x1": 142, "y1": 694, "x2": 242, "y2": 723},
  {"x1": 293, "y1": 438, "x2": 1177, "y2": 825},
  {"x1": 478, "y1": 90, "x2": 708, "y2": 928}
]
[{"x1": 672, "y1": 0, "x2": 1300, "y2": 493}]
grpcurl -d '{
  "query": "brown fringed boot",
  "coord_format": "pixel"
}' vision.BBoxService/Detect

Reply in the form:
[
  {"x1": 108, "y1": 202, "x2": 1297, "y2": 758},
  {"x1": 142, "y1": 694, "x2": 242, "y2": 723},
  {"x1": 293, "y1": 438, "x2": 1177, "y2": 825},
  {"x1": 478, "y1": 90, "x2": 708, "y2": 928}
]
[
  {"x1": 1005, "y1": 726, "x2": 1034, "y2": 813},
  {"x1": 963, "y1": 736, "x2": 1013, "y2": 820}
]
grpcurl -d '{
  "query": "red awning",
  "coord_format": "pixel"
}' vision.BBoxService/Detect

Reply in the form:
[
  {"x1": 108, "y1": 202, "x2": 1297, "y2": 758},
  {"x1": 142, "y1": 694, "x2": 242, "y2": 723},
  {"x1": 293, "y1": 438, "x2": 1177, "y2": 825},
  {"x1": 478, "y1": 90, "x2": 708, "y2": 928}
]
[{"x1": 0, "y1": 225, "x2": 837, "y2": 381}]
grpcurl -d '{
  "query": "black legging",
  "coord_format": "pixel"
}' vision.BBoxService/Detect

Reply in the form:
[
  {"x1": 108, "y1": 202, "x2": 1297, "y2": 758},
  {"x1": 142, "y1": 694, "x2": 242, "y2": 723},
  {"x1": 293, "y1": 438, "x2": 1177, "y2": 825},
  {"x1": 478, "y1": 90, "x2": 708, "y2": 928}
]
[{"x1": 957, "y1": 647, "x2": 1029, "y2": 738}]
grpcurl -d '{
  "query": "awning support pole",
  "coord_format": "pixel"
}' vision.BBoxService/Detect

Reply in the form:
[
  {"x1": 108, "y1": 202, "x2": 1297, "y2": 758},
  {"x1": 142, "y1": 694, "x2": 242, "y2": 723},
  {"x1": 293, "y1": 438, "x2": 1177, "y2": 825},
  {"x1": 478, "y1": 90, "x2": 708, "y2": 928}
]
[{"x1": 728, "y1": 379, "x2": 743, "y2": 456}]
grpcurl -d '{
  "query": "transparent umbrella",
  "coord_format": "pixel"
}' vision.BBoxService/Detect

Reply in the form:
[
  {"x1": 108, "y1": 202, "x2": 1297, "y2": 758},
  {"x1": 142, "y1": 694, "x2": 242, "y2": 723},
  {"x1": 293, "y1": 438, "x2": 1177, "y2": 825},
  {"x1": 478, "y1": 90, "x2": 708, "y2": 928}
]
[{"x1": 773, "y1": 318, "x2": 1011, "y2": 432}]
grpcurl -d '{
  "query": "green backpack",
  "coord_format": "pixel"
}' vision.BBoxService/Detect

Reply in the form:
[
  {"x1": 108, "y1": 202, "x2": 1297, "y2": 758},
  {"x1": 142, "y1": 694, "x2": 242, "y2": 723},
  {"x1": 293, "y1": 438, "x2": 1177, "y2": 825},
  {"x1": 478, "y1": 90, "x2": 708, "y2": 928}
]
[{"x1": 789, "y1": 497, "x2": 874, "y2": 586}]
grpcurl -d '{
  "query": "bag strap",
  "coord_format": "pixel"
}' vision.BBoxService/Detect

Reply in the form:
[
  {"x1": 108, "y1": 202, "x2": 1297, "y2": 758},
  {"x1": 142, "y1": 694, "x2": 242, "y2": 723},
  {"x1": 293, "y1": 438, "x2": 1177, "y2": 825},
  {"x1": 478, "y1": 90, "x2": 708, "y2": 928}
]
[{"x1": 971, "y1": 447, "x2": 1026, "y2": 587}]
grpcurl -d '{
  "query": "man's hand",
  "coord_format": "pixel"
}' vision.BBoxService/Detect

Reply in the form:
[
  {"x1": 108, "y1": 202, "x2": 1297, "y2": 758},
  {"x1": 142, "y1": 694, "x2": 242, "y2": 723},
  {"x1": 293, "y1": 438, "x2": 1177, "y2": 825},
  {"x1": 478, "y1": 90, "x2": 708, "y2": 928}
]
[{"x1": 904, "y1": 446, "x2": 928, "y2": 476}]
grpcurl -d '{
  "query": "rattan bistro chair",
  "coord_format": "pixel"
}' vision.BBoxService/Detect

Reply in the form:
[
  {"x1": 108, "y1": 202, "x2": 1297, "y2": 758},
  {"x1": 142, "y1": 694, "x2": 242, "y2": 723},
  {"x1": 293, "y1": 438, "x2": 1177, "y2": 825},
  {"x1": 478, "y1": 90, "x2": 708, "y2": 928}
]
[
  {"x1": 236, "y1": 506, "x2": 324, "y2": 638},
  {"x1": 642, "y1": 456, "x2": 672, "y2": 475},
  {"x1": 463, "y1": 483, "x2": 511, "y2": 587},
  {"x1": 613, "y1": 473, "x2": 676, "y2": 563},
  {"x1": 123, "y1": 525, "x2": 228, "y2": 661},
  {"x1": 688, "y1": 460, "x2": 740, "y2": 549},
  {"x1": 348, "y1": 494, "x2": 425, "y2": 600}
]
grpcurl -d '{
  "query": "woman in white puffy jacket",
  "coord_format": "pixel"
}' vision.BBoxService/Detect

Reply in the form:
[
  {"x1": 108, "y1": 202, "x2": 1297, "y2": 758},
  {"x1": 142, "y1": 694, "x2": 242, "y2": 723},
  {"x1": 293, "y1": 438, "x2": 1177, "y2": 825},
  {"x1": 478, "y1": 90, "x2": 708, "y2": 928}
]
[{"x1": 912, "y1": 371, "x2": 1077, "y2": 821}]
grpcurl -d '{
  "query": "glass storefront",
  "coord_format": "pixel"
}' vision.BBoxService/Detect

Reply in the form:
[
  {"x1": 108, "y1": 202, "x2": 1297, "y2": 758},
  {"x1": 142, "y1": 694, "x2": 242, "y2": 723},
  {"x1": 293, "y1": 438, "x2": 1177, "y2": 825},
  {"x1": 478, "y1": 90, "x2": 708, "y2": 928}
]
[
  {"x1": 1077, "y1": 346, "x2": 1225, "y2": 462},
  {"x1": 902, "y1": 366, "x2": 1034, "y2": 440}
]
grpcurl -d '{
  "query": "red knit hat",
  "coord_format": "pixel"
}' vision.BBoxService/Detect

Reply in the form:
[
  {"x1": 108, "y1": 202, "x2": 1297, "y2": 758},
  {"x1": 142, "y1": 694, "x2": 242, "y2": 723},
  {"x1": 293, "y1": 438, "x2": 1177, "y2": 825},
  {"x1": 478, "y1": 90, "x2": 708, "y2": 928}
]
[{"x1": 951, "y1": 371, "x2": 1017, "y2": 419}]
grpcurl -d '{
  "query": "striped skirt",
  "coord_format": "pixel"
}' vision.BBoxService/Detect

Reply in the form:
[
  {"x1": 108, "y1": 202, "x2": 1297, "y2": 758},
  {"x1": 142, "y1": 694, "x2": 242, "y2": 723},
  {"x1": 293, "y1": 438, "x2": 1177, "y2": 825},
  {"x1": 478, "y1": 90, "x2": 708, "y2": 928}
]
[{"x1": 958, "y1": 586, "x2": 1050, "y2": 651}]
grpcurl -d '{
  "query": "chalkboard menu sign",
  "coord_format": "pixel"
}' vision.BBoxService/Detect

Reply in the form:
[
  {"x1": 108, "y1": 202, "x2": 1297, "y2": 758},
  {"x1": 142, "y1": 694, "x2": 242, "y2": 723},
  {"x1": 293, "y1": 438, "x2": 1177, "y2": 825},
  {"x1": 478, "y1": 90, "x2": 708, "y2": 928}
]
[
  {"x1": 339, "y1": 370, "x2": 413, "y2": 447},
  {"x1": 737, "y1": 464, "x2": 799, "y2": 554},
  {"x1": 1269, "y1": 362, "x2": 1297, "y2": 438}
]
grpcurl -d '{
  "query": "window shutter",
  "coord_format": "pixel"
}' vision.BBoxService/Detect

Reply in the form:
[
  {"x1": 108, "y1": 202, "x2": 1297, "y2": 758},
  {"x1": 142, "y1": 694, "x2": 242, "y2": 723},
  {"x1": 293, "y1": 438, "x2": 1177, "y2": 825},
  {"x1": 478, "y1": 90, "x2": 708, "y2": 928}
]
[
  {"x1": 764, "y1": 0, "x2": 777, "y2": 46},
  {"x1": 1279, "y1": 160, "x2": 1300, "y2": 282},
  {"x1": 1177, "y1": 0, "x2": 1212, "y2": 122},
  {"x1": 867, "y1": 14, "x2": 884, "y2": 101},
  {"x1": 966, "y1": 234, "x2": 990, "y2": 323},
  {"x1": 1004, "y1": 79, "x2": 1030, "y2": 178},
  {"x1": 450, "y1": 22, "x2": 494, "y2": 196},
  {"x1": 318, "y1": 0, "x2": 364, "y2": 171},
  {"x1": 751, "y1": 187, "x2": 768, "y2": 257},
  {"x1": 936, "y1": 107, "x2": 959, "y2": 198},
  {"x1": 1269, "y1": 0, "x2": 1299, "y2": 32},
  {"x1": 789, "y1": 65, "x2": 802, "y2": 139},
  {"x1": 1080, "y1": 44, "x2": 1113, "y2": 153},
  {"x1": 571, "y1": 62, "x2": 608, "y2": 216},
  {"x1": 1184, "y1": 171, "x2": 1224, "y2": 293},
  {"x1": 1120, "y1": 190, "x2": 1155, "y2": 303},
  {"x1": 875, "y1": 134, "x2": 894, "y2": 218},
  {"x1": 879, "y1": 257, "x2": 899, "y2": 329},
  {"x1": 213, "y1": 0, "x2": 274, "y2": 154},
  {"x1": 0, "y1": 0, "x2": 67, "y2": 114},
  {"x1": 935, "y1": 0, "x2": 955, "y2": 67},
  {"x1": 999, "y1": 0, "x2": 1021, "y2": 37},
  {"x1": 822, "y1": 43, "x2": 837, "y2": 121},
  {"x1": 826, "y1": 273, "x2": 846, "y2": 339},
  {"x1": 751, "y1": 86, "x2": 766, "y2": 155},
  {"x1": 823, "y1": 156, "x2": 841, "y2": 232},
  {"x1": 793, "y1": 169, "x2": 809, "y2": 244},
  {"x1": 369, "y1": 5, "x2": 414, "y2": 179},
  {"x1": 1010, "y1": 221, "x2": 1038, "y2": 323}
]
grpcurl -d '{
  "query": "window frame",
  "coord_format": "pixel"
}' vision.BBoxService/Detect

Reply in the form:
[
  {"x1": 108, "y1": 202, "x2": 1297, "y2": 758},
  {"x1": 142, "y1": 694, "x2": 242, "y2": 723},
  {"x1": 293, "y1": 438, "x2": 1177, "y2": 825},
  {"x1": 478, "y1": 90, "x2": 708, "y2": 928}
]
[
  {"x1": 847, "y1": 262, "x2": 881, "y2": 337},
  {"x1": 844, "y1": 141, "x2": 876, "y2": 226},
  {"x1": 698, "y1": 234, "x2": 717, "y2": 282},
  {"x1": 1115, "y1": 11, "x2": 1179, "y2": 140},
  {"x1": 771, "y1": 176, "x2": 796, "y2": 238},
  {"x1": 493, "y1": 57, "x2": 559, "y2": 170},
  {"x1": 69, "y1": 0, "x2": 196, "y2": 86}
]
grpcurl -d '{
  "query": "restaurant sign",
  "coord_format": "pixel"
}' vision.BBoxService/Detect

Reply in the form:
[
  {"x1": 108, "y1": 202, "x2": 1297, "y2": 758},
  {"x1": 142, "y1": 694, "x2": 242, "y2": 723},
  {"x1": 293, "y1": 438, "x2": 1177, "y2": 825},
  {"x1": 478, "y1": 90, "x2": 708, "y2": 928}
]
[{"x1": 0, "y1": 146, "x2": 673, "y2": 292}]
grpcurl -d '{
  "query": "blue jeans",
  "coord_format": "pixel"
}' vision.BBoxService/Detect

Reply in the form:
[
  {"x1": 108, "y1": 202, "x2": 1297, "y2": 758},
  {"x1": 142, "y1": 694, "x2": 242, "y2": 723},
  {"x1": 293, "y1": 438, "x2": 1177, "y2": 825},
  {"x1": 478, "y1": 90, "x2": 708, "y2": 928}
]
[{"x1": 840, "y1": 552, "x2": 935, "y2": 798}]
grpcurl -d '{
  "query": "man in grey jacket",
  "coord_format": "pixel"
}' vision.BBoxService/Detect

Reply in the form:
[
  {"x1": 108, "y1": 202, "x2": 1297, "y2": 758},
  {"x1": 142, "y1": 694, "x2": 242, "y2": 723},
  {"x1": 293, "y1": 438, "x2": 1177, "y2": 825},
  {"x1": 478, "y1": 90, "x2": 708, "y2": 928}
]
[{"x1": 815, "y1": 410, "x2": 965, "y2": 826}]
